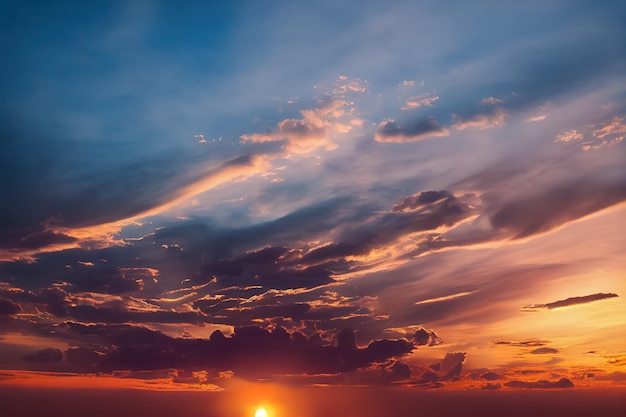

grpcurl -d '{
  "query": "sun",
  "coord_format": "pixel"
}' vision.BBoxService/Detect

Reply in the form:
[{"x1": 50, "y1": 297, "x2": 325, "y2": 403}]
[{"x1": 255, "y1": 407, "x2": 268, "y2": 417}]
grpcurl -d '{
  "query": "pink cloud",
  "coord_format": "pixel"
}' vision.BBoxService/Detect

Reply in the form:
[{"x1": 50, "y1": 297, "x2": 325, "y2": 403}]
[
  {"x1": 555, "y1": 130, "x2": 584, "y2": 142},
  {"x1": 452, "y1": 107, "x2": 507, "y2": 130},
  {"x1": 401, "y1": 95, "x2": 439, "y2": 110}
]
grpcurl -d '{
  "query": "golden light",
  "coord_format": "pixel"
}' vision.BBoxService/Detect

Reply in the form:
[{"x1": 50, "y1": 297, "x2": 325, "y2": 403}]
[{"x1": 255, "y1": 407, "x2": 268, "y2": 417}]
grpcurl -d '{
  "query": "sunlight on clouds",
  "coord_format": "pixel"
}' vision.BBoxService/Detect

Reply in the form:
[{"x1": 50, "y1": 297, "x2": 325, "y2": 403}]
[
  {"x1": 242, "y1": 76, "x2": 365, "y2": 155},
  {"x1": 1, "y1": 1, "x2": 625, "y2": 403},
  {"x1": 0, "y1": 370, "x2": 223, "y2": 391},
  {"x1": 555, "y1": 130, "x2": 584, "y2": 142},
  {"x1": 25, "y1": 155, "x2": 271, "y2": 257},
  {"x1": 452, "y1": 107, "x2": 507, "y2": 130},
  {"x1": 401, "y1": 94, "x2": 439, "y2": 110},
  {"x1": 414, "y1": 291, "x2": 476, "y2": 306},
  {"x1": 526, "y1": 115, "x2": 547, "y2": 123}
]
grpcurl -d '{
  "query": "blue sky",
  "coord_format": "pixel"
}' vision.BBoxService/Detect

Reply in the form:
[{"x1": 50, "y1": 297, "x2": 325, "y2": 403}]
[{"x1": 1, "y1": 0, "x2": 626, "y2": 409}]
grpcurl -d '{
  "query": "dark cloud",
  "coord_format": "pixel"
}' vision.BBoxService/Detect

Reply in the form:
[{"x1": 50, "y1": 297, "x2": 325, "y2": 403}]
[
  {"x1": 494, "y1": 340, "x2": 548, "y2": 348},
  {"x1": 375, "y1": 117, "x2": 449, "y2": 143},
  {"x1": 23, "y1": 348, "x2": 62, "y2": 362},
  {"x1": 0, "y1": 230, "x2": 76, "y2": 252},
  {"x1": 150, "y1": 195, "x2": 363, "y2": 269},
  {"x1": 522, "y1": 293, "x2": 618, "y2": 310},
  {"x1": 487, "y1": 180, "x2": 626, "y2": 239},
  {"x1": 65, "y1": 346, "x2": 104, "y2": 368},
  {"x1": 481, "y1": 371, "x2": 502, "y2": 381},
  {"x1": 392, "y1": 191, "x2": 453, "y2": 212},
  {"x1": 596, "y1": 371, "x2": 626, "y2": 383},
  {"x1": 198, "y1": 249, "x2": 335, "y2": 290},
  {"x1": 310, "y1": 191, "x2": 473, "y2": 264},
  {"x1": 504, "y1": 378, "x2": 574, "y2": 389},
  {"x1": 300, "y1": 242, "x2": 361, "y2": 265},
  {"x1": 1, "y1": 189, "x2": 471, "y2": 304},
  {"x1": 50, "y1": 323, "x2": 414, "y2": 378},
  {"x1": 0, "y1": 298, "x2": 21, "y2": 315},
  {"x1": 417, "y1": 369, "x2": 439, "y2": 384},
  {"x1": 0, "y1": 135, "x2": 259, "y2": 254},
  {"x1": 0, "y1": 287, "x2": 69, "y2": 317},
  {"x1": 0, "y1": 250, "x2": 149, "y2": 294},
  {"x1": 451, "y1": 98, "x2": 506, "y2": 130},
  {"x1": 391, "y1": 361, "x2": 411, "y2": 379},
  {"x1": 426, "y1": 352, "x2": 466, "y2": 381},
  {"x1": 68, "y1": 305, "x2": 207, "y2": 325},
  {"x1": 530, "y1": 347, "x2": 559, "y2": 354},
  {"x1": 412, "y1": 328, "x2": 440, "y2": 346}
]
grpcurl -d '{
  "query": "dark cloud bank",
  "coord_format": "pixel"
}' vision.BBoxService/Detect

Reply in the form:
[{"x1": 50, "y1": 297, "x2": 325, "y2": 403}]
[{"x1": 17, "y1": 323, "x2": 415, "y2": 378}]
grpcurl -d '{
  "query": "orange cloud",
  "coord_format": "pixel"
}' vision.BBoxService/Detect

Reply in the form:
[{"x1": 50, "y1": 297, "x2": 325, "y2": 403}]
[
  {"x1": 242, "y1": 76, "x2": 366, "y2": 155},
  {"x1": 241, "y1": 99, "x2": 361, "y2": 154}
]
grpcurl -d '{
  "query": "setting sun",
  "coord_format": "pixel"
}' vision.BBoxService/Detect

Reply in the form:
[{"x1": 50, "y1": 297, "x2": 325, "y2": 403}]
[{"x1": 255, "y1": 407, "x2": 268, "y2": 417}]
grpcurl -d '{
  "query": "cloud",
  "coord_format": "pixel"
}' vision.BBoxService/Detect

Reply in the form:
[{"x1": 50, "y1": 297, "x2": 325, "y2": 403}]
[
  {"x1": 555, "y1": 130, "x2": 583, "y2": 142},
  {"x1": 583, "y1": 116, "x2": 626, "y2": 150},
  {"x1": 54, "y1": 323, "x2": 414, "y2": 378},
  {"x1": 480, "y1": 371, "x2": 502, "y2": 380},
  {"x1": 196, "y1": 246, "x2": 335, "y2": 290},
  {"x1": 487, "y1": 179, "x2": 626, "y2": 239},
  {"x1": 0, "y1": 153, "x2": 268, "y2": 259},
  {"x1": 392, "y1": 191, "x2": 453, "y2": 212},
  {"x1": 522, "y1": 292, "x2": 618, "y2": 310},
  {"x1": 412, "y1": 328, "x2": 440, "y2": 346},
  {"x1": 2, "y1": 230, "x2": 77, "y2": 251},
  {"x1": 391, "y1": 361, "x2": 411, "y2": 379},
  {"x1": 241, "y1": 78, "x2": 364, "y2": 155},
  {"x1": 428, "y1": 352, "x2": 466, "y2": 381},
  {"x1": 494, "y1": 340, "x2": 549, "y2": 348},
  {"x1": 595, "y1": 371, "x2": 626, "y2": 383},
  {"x1": 526, "y1": 115, "x2": 546, "y2": 123},
  {"x1": 452, "y1": 98, "x2": 507, "y2": 130},
  {"x1": 504, "y1": 378, "x2": 574, "y2": 389},
  {"x1": 401, "y1": 94, "x2": 439, "y2": 110},
  {"x1": 374, "y1": 117, "x2": 450, "y2": 143},
  {"x1": 530, "y1": 347, "x2": 559, "y2": 354},
  {"x1": 0, "y1": 298, "x2": 21, "y2": 315},
  {"x1": 555, "y1": 116, "x2": 625, "y2": 151},
  {"x1": 592, "y1": 116, "x2": 626, "y2": 140},
  {"x1": 23, "y1": 348, "x2": 63, "y2": 362}
]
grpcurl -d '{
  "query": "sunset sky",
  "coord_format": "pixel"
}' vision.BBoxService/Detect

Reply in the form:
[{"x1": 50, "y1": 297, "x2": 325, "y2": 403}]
[{"x1": 1, "y1": 1, "x2": 625, "y2": 415}]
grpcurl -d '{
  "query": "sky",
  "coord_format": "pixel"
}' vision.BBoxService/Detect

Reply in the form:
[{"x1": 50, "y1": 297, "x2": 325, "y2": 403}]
[{"x1": 1, "y1": 0, "x2": 625, "y2": 415}]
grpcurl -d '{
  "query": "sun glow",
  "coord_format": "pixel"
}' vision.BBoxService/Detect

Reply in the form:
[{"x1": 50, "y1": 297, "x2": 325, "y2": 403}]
[{"x1": 255, "y1": 407, "x2": 268, "y2": 417}]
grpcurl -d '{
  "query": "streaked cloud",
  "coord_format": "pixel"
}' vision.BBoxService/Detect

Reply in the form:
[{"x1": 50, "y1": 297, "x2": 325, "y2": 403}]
[{"x1": 522, "y1": 293, "x2": 619, "y2": 311}]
